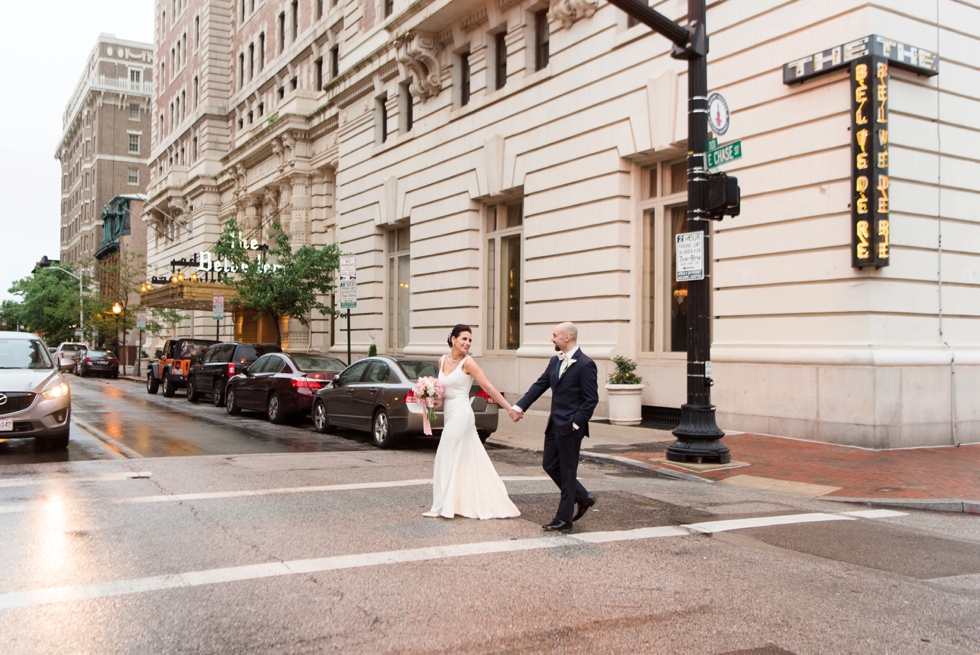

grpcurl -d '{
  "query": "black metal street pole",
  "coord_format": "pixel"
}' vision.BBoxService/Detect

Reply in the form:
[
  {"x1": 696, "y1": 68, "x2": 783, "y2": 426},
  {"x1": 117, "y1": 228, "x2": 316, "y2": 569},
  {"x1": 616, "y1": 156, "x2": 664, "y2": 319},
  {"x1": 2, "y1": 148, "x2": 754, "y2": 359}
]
[
  {"x1": 667, "y1": 0, "x2": 729, "y2": 464},
  {"x1": 604, "y1": 0, "x2": 728, "y2": 463}
]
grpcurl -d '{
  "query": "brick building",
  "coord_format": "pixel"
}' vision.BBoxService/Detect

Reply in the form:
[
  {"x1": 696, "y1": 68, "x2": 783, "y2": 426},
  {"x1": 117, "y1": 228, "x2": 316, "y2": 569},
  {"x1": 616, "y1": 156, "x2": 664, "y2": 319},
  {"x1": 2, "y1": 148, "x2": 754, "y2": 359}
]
[{"x1": 56, "y1": 34, "x2": 154, "y2": 267}]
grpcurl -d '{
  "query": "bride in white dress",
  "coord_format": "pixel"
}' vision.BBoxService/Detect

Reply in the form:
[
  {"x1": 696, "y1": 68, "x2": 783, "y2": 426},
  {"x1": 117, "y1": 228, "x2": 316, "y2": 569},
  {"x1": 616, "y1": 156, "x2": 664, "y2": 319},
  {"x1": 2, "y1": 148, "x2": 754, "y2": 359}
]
[{"x1": 424, "y1": 324, "x2": 521, "y2": 520}]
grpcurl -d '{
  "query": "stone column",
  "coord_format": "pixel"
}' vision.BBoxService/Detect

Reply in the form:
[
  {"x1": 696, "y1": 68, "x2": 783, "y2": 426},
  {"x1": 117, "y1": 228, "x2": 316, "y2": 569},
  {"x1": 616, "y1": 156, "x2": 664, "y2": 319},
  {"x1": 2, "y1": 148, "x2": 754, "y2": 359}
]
[{"x1": 288, "y1": 174, "x2": 311, "y2": 248}]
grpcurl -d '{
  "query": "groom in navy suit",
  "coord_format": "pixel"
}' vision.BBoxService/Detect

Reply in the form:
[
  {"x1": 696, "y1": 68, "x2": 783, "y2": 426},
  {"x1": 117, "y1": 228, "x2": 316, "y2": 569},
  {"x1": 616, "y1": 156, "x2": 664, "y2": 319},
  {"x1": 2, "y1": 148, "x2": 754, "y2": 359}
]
[{"x1": 510, "y1": 322, "x2": 599, "y2": 531}]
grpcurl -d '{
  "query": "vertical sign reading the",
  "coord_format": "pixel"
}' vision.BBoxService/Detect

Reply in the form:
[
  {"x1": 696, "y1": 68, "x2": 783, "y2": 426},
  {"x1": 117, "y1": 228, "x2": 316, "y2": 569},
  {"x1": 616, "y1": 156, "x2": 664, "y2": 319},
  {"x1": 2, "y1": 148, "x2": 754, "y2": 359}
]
[
  {"x1": 339, "y1": 255, "x2": 357, "y2": 309},
  {"x1": 212, "y1": 294, "x2": 225, "y2": 321},
  {"x1": 135, "y1": 311, "x2": 147, "y2": 331},
  {"x1": 850, "y1": 56, "x2": 890, "y2": 268}
]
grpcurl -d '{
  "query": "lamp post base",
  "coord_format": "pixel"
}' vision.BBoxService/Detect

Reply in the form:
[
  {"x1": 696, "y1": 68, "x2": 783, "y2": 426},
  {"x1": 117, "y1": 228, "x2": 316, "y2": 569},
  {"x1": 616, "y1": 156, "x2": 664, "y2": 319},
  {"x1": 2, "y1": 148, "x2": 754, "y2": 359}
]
[{"x1": 667, "y1": 403, "x2": 729, "y2": 464}]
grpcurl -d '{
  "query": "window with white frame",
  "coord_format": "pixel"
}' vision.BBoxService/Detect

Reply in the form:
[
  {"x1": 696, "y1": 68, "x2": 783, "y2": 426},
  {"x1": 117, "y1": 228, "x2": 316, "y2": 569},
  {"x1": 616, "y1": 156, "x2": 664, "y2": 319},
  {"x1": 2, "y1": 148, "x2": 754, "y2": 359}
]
[
  {"x1": 129, "y1": 103, "x2": 140, "y2": 119},
  {"x1": 128, "y1": 168, "x2": 139, "y2": 184},
  {"x1": 640, "y1": 159, "x2": 690, "y2": 354},
  {"x1": 387, "y1": 226, "x2": 411, "y2": 350},
  {"x1": 486, "y1": 201, "x2": 523, "y2": 350},
  {"x1": 128, "y1": 134, "x2": 140, "y2": 153}
]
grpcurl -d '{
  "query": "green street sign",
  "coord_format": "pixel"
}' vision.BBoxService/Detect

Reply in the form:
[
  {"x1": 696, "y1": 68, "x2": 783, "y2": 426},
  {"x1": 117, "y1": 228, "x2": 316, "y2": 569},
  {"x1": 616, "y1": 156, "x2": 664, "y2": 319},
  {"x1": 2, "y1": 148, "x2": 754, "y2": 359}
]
[
  {"x1": 707, "y1": 138, "x2": 718, "y2": 151},
  {"x1": 707, "y1": 140, "x2": 742, "y2": 168}
]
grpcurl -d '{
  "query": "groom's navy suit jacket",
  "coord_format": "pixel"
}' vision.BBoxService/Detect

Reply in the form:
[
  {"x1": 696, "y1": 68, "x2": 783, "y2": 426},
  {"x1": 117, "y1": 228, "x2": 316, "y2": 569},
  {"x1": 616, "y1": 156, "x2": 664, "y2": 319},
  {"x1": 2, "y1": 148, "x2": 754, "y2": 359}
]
[{"x1": 516, "y1": 350, "x2": 599, "y2": 437}]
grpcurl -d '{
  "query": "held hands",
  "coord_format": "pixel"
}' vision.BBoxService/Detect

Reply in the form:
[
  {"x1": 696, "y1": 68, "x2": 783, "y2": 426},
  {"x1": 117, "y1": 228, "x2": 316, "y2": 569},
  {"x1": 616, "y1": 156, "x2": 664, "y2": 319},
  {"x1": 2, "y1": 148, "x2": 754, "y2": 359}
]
[{"x1": 508, "y1": 408, "x2": 524, "y2": 423}]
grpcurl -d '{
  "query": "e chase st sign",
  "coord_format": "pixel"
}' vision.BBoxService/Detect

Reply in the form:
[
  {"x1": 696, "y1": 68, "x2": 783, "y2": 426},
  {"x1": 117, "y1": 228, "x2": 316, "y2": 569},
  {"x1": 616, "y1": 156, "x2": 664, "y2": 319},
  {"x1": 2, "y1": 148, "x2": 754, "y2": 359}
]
[{"x1": 783, "y1": 35, "x2": 938, "y2": 269}]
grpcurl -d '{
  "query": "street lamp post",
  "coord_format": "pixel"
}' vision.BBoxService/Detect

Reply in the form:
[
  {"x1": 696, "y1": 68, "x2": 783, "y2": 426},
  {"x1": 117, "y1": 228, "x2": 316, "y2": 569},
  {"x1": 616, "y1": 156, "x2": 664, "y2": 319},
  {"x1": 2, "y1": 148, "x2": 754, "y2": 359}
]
[
  {"x1": 49, "y1": 267, "x2": 84, "y2": 341},
  {"x1": 112, "y1": 302, "x2": 125, "y2": 376},
  {"x1": 604, "y1": 0, "x2": 738, "y2": 463}
]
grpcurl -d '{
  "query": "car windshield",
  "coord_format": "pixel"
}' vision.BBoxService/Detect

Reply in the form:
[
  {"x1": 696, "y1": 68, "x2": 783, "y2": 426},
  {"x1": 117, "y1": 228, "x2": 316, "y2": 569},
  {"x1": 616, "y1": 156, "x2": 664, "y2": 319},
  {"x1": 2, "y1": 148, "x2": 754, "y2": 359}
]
[
  {"x1": 179, "y1": 341, "x2": 213, "y2": 358},
  {"x1": 0, "y1": 338, "x2": 55, "y2": 369},
  {"x1": 291, "y1": 355, "x2": 346, "y2": 373},
  {"x1": 237, "y1": 345, "x2": 281, "y2": 364},
  {"x1": 396, "y1": 360, "x2": 439, "y2": 381},
  {"x1": 87, "y1": 351, "x2": 115, "y2": 358}
]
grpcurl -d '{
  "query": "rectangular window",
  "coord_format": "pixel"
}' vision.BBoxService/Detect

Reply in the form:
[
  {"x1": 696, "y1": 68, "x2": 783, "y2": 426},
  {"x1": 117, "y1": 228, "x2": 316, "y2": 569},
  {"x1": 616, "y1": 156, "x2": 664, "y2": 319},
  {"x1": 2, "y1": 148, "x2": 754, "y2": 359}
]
[
  {"x1": 486, "y1": 202, "x2": 523, "y2": 350},
  {"x1": 129, "y1": 103, "x2": 140, "y2": 119},
  {"x1": 315, "y1": 57, "x2": 323, "y2": 90},
  {"x1": 128, "y1": 134, "x2": 140, "y2": 153},
  {"x1": 376, "y1": 94, "x2": 388, "y2": 143},
  {"x1": 399, "y1": 80, "x2": 413, "y2": 133},
  {"x1": 249, "y1": 43, "x2": 254, "y2": 80},
  {"x1": 240, "y1": 0, "x2": 245, "y2": 21},
  {"x1": 278, "y1": 13, "x2": 285, "y2": 52},
  {"x1": 193, "y1": 76, "x2": 199, "y2": 107},
  {"x1": 292, "y1": 0, "x2": 299, "y2": 40},
  {"x1": 384, "y1": 0, "x2": 394, "y2": 18},
  {"x1": 259, "y1": 33, "x2": 265, "y2": 70},
  {"x1": 387, "y1": 226, "x2": 411, "y2": 350},
  {"x1": 238, "y1": 53, "x2": 245, "y2": 88},
  {"x1": 535, "y1": 11, "x2": 549, "y2": 71},
  {"x1": 316, "y1": 0, "x2": 323, "y2": 19},
  {"x1": 330, "y1": 45, "x2": 339, "y2": 77},
  {"x1": 128, "y1": 168, "x2": 139, "y2": 184},
  {"x1": 195, "y1": 16, "x2": 200, "y2": 48},
  {"x1": 640, "y1": 160, "x2": 690, "y2": 354},
  {"x1": 460, "y1": 51, "x2": 471, "y2": 106},
  {"x1": 494, "y1": 31, "x2": 507, "y2": 91}
]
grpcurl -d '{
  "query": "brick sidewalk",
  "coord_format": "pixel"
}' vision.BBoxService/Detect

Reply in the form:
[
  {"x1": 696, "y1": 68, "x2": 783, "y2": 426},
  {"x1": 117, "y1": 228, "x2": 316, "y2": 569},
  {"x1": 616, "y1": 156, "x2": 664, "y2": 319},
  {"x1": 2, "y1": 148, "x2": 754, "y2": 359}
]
[{"x1": 610, "y1": 432, "x2": 980, "y2": 505}]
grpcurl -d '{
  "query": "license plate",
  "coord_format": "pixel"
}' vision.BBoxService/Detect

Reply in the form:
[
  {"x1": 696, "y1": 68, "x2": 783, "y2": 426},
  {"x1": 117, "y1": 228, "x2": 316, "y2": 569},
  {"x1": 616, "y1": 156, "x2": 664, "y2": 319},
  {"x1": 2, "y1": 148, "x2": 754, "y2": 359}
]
[
  {"x1": 0, "y1": 419, "x2": 12, "y2": 432},
  {"x1": 97, "y1": 360, "x2": 108, "y2": 365}
]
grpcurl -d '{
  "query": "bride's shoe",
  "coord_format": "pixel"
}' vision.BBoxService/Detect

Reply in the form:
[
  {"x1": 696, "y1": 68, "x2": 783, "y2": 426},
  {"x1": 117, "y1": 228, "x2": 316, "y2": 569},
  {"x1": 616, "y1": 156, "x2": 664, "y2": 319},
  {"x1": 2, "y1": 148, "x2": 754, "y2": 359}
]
[{"x1": 422, "y1": 511, "x2": 441, "y2": 518}]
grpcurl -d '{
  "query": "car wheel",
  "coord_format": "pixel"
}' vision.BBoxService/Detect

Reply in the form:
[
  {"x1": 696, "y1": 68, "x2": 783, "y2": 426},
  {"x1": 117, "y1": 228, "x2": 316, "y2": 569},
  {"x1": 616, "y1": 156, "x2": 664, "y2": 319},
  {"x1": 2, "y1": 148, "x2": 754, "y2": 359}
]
[
  {"x1": 162, "y1": 373, "x2": 176, "y2": 398},
  {"x1": 38, "y1": 432, "x2": 70, "y2": 450},
  {"x1": 478, "y1": 430, "x2": 491, "y2": 444},
  {"x1": 186, "y1": 377, "x2": 200, "y2": 403},
  {"x1": 225, "y1": 386, "x2": 241, "y2": 415},
  {"x1": 312, "y1": 399, "x2": 332, "y2": 434},
  {"x1": 147, "y1": 372, "x2": 159, "y2": 394},
  {"x1": 212, "y1": 381, "x2": 225, "y2": 407},
  {"x1": 267, "y1": 392, "x2": 286, "y2": 424},
  {"x1": 372, "y1": 408, "x2": 396, "y2": 449}
]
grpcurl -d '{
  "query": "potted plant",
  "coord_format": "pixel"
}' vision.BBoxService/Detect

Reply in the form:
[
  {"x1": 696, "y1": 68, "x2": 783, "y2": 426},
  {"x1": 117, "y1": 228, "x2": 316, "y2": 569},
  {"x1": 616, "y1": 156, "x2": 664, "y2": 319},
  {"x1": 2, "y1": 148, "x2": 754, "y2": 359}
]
[{"x1": 605, "y1": 355, "x2": 644, "y2": 426}]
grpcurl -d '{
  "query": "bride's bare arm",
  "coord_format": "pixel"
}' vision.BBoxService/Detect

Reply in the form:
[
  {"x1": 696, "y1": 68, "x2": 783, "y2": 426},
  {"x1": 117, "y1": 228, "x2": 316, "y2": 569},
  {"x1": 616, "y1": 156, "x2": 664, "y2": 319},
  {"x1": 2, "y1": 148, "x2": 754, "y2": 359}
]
[{"x1": 462, "y1": 358, "x2": 512, "y2": 412}]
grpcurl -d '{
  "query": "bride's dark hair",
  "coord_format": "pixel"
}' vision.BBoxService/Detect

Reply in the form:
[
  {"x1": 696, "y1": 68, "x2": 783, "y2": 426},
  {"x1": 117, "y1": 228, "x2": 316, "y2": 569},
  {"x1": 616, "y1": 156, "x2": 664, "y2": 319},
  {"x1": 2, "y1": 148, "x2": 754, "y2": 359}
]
[{"x1": 447, "y1": 324, "x2": 472, "y2": 348}]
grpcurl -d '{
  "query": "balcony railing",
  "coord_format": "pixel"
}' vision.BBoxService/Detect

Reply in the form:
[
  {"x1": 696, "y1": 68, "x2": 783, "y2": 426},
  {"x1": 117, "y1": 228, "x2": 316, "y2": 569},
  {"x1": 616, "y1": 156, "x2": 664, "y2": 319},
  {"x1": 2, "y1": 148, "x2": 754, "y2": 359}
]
[{"x1": 92, "y1": 76, "x2": 153, "y2": 94}]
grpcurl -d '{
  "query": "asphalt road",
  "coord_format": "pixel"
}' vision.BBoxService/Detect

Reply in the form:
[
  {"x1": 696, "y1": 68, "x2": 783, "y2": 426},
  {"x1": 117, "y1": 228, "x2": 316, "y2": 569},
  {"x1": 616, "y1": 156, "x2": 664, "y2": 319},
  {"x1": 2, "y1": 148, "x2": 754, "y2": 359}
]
[{"x1": 0, "y1": 378, "x2": 978, "y2": 653}]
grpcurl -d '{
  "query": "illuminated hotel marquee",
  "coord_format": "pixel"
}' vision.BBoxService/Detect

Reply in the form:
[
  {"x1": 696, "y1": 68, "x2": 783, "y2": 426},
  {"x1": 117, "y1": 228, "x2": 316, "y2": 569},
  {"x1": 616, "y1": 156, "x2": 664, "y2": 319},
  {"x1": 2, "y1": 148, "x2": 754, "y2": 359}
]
[{"x1": 784, "y1": 35, "x2": 939, "y2": 269}]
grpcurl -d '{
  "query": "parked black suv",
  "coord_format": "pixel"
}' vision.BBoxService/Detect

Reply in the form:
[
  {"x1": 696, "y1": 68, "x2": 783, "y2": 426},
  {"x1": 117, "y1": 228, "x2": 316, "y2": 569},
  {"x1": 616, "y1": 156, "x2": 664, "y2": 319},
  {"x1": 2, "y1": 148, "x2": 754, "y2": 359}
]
[{"x1": 186, "y1": 342, "x2": 282, "y2": 406}]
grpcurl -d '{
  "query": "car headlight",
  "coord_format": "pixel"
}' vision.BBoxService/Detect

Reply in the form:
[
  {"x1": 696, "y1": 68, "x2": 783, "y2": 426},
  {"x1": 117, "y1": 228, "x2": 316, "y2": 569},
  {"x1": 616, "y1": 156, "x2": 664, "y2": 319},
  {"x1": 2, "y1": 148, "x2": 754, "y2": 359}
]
[{"x1": 42, "y1": 382, "x2": 70, "y2": 400}]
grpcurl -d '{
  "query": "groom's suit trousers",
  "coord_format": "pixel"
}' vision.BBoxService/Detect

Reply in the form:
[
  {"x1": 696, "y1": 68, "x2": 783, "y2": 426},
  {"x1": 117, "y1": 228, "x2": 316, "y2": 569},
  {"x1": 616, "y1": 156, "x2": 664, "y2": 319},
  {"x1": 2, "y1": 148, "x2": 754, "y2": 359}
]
[{"x1": 543, "y1": 425, "x2": 589, "y2": 522}]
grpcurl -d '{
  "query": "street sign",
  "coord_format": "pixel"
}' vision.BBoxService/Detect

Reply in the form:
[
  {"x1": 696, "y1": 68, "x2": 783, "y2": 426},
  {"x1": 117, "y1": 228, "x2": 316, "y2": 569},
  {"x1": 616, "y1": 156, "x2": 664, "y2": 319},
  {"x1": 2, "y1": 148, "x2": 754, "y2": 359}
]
[
  {"x1": 707, "y1": 92, "x2": 730, "y2": 135},
  {"x1": 675, "y1": 232, "x2": 704, "y2": 282},
  {"x1": 212, "y1": 294, "x2": 224, "y2": 321},
  {"x1": 339, "y1": 256, "x2": 357, "y2": 309},
  {"x1": 707, "y1": 140, "x2": 742, "y2": 168},
  {"x1": 135, "y1": 311, "x2": 147, "y2": 331},
  {"x1": 707, "y1": 138, "x2": 718, "y2": 151}
]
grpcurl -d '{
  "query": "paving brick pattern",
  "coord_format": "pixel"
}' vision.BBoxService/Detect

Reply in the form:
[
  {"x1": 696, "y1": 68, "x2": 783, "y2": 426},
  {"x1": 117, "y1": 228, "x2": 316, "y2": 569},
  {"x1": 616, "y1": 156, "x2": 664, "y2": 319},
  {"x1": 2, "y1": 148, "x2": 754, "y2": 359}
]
[{"x1": 614, "y1": 433, "x2": 980, "y2": 502}]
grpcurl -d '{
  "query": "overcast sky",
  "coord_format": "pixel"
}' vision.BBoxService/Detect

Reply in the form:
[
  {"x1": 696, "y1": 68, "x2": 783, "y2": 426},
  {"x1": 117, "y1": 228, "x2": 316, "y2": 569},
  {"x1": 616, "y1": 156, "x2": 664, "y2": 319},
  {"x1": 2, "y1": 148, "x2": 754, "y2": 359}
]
[{"x1": 0, "y1": 1, "x2": 153, "y2": 301}]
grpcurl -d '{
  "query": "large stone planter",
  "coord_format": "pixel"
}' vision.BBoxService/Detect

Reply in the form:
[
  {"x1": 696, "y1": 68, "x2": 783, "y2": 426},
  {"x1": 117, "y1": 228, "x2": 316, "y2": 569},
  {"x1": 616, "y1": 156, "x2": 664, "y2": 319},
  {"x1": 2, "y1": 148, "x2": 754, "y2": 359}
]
[{"x1": 605, "y1": 384, "x2": 644, "y2": 426}]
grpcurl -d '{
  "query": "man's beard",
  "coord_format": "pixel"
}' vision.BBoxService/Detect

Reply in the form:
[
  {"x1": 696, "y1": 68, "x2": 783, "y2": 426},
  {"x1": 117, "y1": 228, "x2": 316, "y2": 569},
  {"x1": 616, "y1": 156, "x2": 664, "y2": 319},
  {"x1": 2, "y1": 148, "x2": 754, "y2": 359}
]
[{"x1": 554, "y1": 345, "x2": 561, "y2": 352}]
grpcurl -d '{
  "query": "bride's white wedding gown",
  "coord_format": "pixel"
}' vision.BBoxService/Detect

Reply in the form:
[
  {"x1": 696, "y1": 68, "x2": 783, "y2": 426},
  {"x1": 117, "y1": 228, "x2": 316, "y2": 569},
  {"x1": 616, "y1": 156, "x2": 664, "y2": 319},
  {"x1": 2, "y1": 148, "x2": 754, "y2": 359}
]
[{"x1": 427, "y1": 356, "x2": 521, "y2": 519}]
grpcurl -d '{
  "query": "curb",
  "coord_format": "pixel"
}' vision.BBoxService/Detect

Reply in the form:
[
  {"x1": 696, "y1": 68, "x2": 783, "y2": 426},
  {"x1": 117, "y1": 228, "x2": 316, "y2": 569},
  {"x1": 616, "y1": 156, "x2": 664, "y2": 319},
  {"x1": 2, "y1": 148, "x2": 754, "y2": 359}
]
[
  {"x1": 580, "y1": 451, "x2": 714, "y2": 484},
  {"x1": 824, "y1": 496, "x2": 980, "y2": 515}
]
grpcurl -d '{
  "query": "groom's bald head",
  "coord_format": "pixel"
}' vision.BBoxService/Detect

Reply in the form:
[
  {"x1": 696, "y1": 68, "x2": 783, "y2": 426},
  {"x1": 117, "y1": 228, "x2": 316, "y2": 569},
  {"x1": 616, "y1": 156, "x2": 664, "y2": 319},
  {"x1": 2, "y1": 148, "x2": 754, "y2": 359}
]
[{"x1": 551, "y1": 322, "x2": 578, "y2": 352}]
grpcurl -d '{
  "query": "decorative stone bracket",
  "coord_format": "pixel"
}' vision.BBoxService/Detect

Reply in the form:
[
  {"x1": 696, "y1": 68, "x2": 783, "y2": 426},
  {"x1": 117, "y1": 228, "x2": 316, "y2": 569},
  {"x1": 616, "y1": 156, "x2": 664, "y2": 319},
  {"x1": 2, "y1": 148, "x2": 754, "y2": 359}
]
[
  {"x1": 548, "y1": 0, "x2": 598, "y2": 30},
  {"x1": 394, "y1": 32, "x2": 442, "y2": 102}
]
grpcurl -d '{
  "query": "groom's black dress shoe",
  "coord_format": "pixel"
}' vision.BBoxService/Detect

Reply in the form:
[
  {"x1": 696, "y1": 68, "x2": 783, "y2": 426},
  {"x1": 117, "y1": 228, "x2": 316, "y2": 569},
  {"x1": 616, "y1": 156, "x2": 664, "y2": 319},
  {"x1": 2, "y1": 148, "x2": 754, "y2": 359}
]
[
  {"x1": 572, "y1": 493, "x2": 596, "y2": 522},
  {"x1": 542, "y1": 519, "x2": 572, "y2": 532}
]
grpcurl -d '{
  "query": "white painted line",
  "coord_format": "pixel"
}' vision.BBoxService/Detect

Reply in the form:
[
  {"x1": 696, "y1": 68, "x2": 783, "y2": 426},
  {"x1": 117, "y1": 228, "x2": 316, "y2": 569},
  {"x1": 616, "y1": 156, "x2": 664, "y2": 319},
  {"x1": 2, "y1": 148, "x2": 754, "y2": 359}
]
[
  {"x1": 0, "y1": 509, "x2": 911, "y2": 610},
  {"x1": 840, "y1": 509, "x2": 909, "y2": 519},
  {"x1": 0, "y1": 476, "x2": 552, "y2": 514},
  {"x1": 683, "y1": 512, "x2": 854, "y2": 534},
  {"x1": 0, "y1": 472, "x2": 153, "y2": 489}
]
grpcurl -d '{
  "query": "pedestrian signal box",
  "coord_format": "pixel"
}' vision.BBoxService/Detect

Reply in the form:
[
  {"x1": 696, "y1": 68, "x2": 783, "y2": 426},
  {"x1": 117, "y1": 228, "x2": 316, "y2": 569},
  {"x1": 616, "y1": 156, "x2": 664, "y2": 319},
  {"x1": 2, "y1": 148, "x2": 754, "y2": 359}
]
[{"x1": 705, "y1": 173, "x2": 740, "y2": 220}]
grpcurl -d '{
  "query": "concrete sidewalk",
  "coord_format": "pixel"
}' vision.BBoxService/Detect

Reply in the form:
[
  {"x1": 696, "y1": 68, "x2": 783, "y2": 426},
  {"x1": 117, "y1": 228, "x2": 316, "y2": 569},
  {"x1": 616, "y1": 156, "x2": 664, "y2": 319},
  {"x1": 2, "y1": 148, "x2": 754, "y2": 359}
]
[{"x1": 491, "y1": 411, "x2": 980, "y2": 514}]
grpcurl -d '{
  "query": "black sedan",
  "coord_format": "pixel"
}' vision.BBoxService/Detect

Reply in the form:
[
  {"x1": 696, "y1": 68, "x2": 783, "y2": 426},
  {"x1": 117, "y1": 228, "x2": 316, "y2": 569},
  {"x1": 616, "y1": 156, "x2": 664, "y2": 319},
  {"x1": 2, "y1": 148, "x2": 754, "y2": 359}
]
[
  {"x1": 225, "y1": 352, "x2": 346, "y2": 423},
  {"x1": 311, "y1": 356, "x2": 500, "y2": 448},
  {"x1": 75, "y1": 350, "x2": 120, "y2": 378}
]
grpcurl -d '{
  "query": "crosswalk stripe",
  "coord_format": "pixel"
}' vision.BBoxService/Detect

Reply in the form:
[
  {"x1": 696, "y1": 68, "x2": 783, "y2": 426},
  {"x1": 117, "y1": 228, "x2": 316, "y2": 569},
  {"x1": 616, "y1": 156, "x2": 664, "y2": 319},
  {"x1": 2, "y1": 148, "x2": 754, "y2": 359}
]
[{"x1": 0, "y1": 509, "x2": 906, "y2": 611}]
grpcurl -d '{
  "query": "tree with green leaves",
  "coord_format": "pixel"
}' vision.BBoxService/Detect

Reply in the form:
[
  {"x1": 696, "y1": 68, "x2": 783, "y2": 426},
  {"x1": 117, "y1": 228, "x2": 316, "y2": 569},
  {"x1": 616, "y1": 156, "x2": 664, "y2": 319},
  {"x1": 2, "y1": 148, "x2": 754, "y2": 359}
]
[
  {"x1": 212, "y1": 218, "x2": 342, "y2": 345},
  {"x1": 6, "y1": 266, "x2": 88, "y2": 344}
]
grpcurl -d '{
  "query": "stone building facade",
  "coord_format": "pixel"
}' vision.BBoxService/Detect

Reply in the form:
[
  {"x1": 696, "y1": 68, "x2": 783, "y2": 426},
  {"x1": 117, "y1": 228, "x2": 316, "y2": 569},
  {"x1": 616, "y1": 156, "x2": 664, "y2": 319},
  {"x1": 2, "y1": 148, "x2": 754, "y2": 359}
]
[
  {"x1": 145, "y1": 0, "x2": 979, "y2": 448},
  {"x1": 56, "y1": 35, "x2": 153, "y2": 266}
]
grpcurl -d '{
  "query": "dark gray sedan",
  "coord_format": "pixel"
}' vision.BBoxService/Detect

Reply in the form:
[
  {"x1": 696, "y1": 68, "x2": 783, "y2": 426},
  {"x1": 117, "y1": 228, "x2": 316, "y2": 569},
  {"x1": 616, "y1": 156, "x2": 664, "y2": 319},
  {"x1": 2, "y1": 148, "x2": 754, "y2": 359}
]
[{"x1": 312, "y1": 356, "x2": 499, "y2": 448}]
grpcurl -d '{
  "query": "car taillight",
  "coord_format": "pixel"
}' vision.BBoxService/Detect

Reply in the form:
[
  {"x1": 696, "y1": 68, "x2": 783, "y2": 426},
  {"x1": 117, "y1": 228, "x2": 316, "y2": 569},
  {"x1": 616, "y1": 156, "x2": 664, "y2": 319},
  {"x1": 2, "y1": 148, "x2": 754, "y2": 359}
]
[
  {"x1": 404, "y1": 391, "x2": 417, "y2": 404},
  {"x1": 84, "y1": 357, "x2": 92, "y2": 363},
  {"x1": 476, "y1": 389, "x2": 497, "y2": 404},
  {"x1": 291, "y1": 378, "x2": 324, "y2": 390},
  {"x1": 227, "y1": 363, "x2": 236, "y2": 376}
]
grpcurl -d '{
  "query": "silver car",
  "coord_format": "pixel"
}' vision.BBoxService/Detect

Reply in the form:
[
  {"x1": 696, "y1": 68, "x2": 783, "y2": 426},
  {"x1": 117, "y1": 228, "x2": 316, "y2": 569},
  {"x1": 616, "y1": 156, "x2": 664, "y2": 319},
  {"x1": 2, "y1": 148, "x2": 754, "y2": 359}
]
[
  {"x1": 53, "y1": 341, "x2": 87, "y2": 372},
  {"x1": 0, "y1": 332, "x2": 72, "y2": 449},
  {"x1": 312, "y1": 356, "x2": 500, "y2": 448}
]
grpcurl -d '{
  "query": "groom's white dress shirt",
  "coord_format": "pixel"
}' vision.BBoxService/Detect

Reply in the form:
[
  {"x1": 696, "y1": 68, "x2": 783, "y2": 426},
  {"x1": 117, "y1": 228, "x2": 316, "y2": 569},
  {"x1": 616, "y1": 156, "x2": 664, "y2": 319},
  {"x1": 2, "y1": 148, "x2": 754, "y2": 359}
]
[{"x1": 512, "y1": 346, "x2": 581, "y2": 430}]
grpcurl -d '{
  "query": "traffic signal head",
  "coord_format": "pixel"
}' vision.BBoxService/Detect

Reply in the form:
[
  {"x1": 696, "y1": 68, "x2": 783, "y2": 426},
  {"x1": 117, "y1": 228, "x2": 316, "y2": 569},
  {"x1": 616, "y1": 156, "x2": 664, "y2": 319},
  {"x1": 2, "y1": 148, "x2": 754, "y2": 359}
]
[{"x1": 705, "y1": 173, "x2": 740, "y2": 220}]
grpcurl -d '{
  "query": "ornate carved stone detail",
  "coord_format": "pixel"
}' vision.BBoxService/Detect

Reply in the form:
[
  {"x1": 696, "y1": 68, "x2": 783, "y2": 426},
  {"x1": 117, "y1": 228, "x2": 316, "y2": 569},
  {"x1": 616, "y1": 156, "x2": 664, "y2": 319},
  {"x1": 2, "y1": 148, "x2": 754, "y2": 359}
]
[
  {"x1": 548, "y1": 0, "x2": 597, "y2": 30},
  {"x1": 394, "y1": 32, "x2": 442, "y2": 102},
  {"x1": 461, "y1": 8, "x2": 488, "y2": 32}
]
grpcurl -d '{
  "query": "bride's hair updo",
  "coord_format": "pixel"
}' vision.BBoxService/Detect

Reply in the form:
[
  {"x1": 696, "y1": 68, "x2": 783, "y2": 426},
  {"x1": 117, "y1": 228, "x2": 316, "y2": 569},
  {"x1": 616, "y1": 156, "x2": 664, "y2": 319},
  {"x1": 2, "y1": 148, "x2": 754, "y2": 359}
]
[{"x1": 448, "y1": 324, "x2": 472, "y2": 348}]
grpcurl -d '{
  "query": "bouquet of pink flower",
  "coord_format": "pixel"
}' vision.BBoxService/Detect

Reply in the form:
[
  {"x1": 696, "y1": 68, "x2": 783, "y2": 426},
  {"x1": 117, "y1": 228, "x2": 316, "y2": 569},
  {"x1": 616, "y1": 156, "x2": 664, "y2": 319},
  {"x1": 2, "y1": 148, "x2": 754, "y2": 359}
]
[{"x1": 412, "y1": 376, "x2": 444, "y2": 434}]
